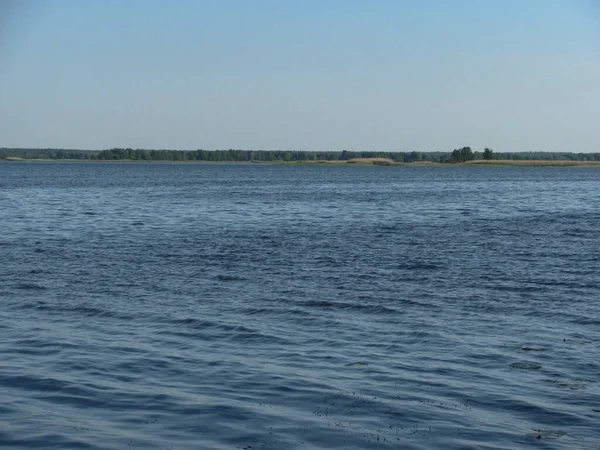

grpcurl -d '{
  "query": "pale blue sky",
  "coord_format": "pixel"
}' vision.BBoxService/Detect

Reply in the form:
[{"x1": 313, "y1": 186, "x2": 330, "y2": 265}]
[{"x1": 1, "y1": 0, "x2": 599, "y2": 151}]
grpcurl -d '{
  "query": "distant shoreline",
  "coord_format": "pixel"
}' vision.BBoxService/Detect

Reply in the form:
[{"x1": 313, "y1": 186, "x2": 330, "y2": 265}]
[
  {"x1": 2, "y1": 157, "x2": 600, "y2": 167},
  {"x1": 3, "y1": 148, "x2": 600, "y2": 165},
  {"x1": 282, "y1": 158, "x2": 600, "y2": 167}
]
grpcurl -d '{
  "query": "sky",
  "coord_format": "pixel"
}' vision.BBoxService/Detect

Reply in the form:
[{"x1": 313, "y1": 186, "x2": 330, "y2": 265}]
[{"x1": 1, "y1": 0, "x2": 599, "y2": 152}]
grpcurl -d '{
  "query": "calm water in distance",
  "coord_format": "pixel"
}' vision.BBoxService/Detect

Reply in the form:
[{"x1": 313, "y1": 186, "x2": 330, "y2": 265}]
[{"x1": 1, "y1": 162, "x2": 599, "y2": 449}]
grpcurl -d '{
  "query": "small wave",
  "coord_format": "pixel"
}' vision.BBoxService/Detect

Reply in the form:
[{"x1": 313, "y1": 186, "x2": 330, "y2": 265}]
[
  {"x1": 228, "y1": 330, "x2": 288, "y2": 344},
  {"x1": 1, "y1": 374, "x2": 76, "y2": 393},
  {"x1": 563, "y1": 337, "x2": 592, "y2": 345},
  {"x1": 377, "y1": 224, "x2": 399, "y2": 233},
  {"x1": 300, "y1": 299, "x2": 398, "y2": 314},
  {"x1": 215, "y1": 274, "x2": 247, "y2": 282},
  {"x1": 490, "y1": 285, "x2": 547, "y2": 293},
  {"x1": 167, "y1": 317, "x2": 254, "y2": 334},
  {"x1": 16, "y1": 283, "x2": 47, "y2": 290},
  {"x1": 162, "y1": 316, "x2": 289, "y2": 344},
  {"x1": 22, "y1": 302, "x2": 133, "y2": 321},
  {"x1": 243, "y1": 307, "x2": 274, "y2": 316},
  {"x1": 542, "y1": 378, "x2": 591, "y2": 390},
  {"x1": 526, "y1": 429, "x2": 568, "y2": 440},
  {"x1": 397, "y1": 262, "x2": 443, "y2": 271},
  {"x1": 510, "y1": 362, "x2": 541, "y2": 370},
  {"x1": 69, "y1": 305, "x2": 133, "y2": 319},
  {"x1": 302, "y1": 300, "x2": 335, "y2": 308}
]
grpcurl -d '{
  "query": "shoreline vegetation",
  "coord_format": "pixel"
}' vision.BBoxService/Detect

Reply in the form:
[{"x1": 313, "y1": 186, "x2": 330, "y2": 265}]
[{"x1": 1, "y1": 147, "x2": 600, "y2": 167}]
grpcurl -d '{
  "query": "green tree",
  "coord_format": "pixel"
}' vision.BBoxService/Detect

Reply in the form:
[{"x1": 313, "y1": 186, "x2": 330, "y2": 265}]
[
  {"x1": 449, "y1": 146, "x2": 474, "y2": 163},
  {"x1": 460, "y1": 146, "x2": 474, "y2": 162},
  {"x1": 483, "y1": 148, "x2": 494, "y2": 160}
]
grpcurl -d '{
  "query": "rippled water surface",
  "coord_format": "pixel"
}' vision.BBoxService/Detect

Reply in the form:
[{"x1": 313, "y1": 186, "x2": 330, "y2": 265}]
[{"x1": 1, "y1": 162, "x2": 599, "y2": 449}]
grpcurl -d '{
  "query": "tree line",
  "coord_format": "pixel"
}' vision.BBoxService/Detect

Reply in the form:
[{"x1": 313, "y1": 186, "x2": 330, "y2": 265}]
[{"x1": 2, "y1": 147, "x2": 600, "y2": 163}]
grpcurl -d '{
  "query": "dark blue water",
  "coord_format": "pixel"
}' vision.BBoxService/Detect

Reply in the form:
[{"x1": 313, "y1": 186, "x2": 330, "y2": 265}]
[{"x1": 1, "y1": 162, "x2": 599, "y2": 449}]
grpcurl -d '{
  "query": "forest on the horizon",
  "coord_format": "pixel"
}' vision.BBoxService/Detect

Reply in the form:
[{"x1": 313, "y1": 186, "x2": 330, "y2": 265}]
[{"x1": 2, "y1": 147, "x2": 600, "y2": 163}]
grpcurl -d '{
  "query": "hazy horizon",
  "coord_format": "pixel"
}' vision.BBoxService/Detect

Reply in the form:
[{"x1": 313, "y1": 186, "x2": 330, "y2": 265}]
[{"x1": 1, "y1": 1, "x2": 599, "y2": 152}]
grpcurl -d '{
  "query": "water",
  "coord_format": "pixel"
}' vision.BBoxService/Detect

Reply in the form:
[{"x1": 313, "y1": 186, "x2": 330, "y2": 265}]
[{"x1": 1, "y1": 162, "x2": 599, "y2": 449}]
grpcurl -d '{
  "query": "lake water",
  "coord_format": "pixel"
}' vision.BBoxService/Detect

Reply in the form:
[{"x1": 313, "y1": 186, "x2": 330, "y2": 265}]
[{"x1": 1, "y1": 162, "x2": 599, "y2": 449}]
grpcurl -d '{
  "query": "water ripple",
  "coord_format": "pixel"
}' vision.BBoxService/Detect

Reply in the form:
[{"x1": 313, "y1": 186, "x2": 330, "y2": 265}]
[{"x1": 1, "y1": 163, "x2": 599, "y2": 449}]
